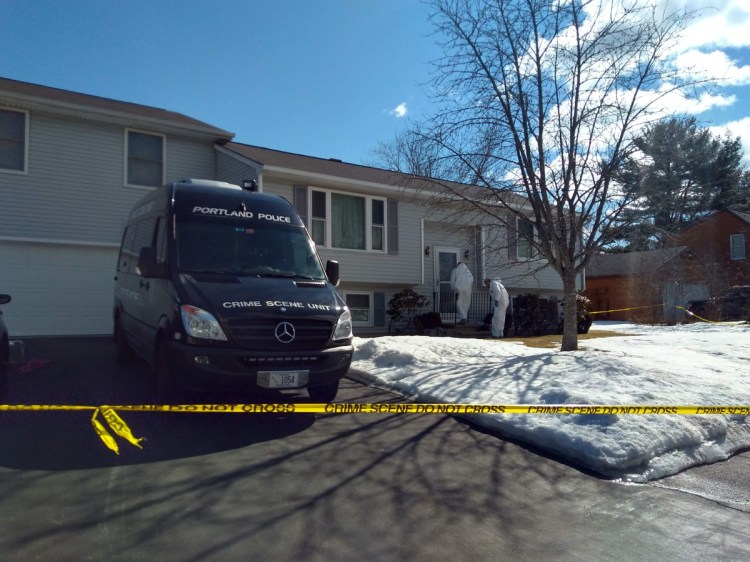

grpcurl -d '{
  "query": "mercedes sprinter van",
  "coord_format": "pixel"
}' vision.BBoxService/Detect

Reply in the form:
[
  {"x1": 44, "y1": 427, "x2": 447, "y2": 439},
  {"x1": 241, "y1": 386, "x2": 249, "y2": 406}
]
[{"x1": 113, "y1": 179, "x2": 353, "y2": 402}]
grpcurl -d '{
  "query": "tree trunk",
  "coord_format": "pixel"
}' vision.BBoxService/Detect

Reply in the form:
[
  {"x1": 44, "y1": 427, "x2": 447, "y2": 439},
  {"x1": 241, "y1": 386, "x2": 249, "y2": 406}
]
[{"x1": 561, "y1": 271, "x2": 579, "y2": 351}]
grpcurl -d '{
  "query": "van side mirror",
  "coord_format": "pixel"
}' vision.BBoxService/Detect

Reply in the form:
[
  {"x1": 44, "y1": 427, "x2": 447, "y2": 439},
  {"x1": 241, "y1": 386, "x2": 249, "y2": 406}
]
[
  {"x1": 138, "y1": 247, "x2": 159, "y2": 278},
  {"x1": 325, "y1": 260, "x2": 340, "y2": 286},
  {"x1": 0, "y1": 294, "x2": 10, "y2": 305}
]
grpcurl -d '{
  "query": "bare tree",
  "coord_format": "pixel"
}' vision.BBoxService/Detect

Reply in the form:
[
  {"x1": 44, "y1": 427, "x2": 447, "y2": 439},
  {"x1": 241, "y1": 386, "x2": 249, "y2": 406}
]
[{"x1": 379, "y1": 0, "x2": 704, "y2": 350}]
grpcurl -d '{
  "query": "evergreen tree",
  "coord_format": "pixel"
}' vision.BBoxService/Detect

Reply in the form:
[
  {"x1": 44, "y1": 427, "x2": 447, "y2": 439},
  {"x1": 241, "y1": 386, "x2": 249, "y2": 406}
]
[{"x1": 611, "y1": 117, "x2": 746, "y2": 250}]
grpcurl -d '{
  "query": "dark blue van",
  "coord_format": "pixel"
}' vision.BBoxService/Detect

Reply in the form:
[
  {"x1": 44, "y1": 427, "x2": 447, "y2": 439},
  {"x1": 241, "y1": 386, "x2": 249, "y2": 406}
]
[{"x1": 113, "y1": 179, "x2": 353, "y2": 402}]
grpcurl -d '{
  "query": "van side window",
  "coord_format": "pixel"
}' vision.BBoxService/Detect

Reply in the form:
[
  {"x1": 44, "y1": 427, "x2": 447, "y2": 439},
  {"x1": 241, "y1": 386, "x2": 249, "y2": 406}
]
[
  {"x1": 118, "y1": 217, "x2": 158, "y2": 276},
  {"x1": 155, "y1": 216, "x2": 168, "y2": 269},
  {"x1": 133, "y1": 217, "x2": 157, "y2": 275},
  {"x1": 117, "y1": 224, "x2": 138, "y2": 273}
]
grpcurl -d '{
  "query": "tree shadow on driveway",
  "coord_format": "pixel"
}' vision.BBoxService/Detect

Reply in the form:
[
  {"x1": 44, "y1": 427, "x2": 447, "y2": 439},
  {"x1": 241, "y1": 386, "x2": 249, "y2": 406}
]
[{"x1": 0, "y1": 337, "x2": 315, "y2": 470}]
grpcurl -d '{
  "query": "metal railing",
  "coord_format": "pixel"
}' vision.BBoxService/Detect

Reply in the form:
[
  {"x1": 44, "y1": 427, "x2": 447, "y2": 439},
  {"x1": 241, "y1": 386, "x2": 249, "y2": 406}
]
[{"x1": 433, "y1": 291, "x2": 492, "y2": 324}]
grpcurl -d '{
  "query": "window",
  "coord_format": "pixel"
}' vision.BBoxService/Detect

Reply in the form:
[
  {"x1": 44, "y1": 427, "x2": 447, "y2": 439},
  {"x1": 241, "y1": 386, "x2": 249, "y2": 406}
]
[
  {"x1": 372, "y1": 199, "x2": 385, "y2": 251},
  {"x1": 0, "y1": 107, "x2": 27, "y2": 173},
  {"x1": 311, "y1": 190, "x2": 326, "y2": 246},
  {"x1": 309, "y1": 189, "x2": 386, "y2": 252},
  {"x1": 730, "y1": 234, "x2": 746, "y2": 260},
  {"x1": 517, "y1": 217, "x2": 535, "y2": 259},
  {"x1": 345, "y1": 292, "x2": 373, "y2": 325},
  {"x1": 126, "y1": 130, "x2": 164, "y2": 187}
]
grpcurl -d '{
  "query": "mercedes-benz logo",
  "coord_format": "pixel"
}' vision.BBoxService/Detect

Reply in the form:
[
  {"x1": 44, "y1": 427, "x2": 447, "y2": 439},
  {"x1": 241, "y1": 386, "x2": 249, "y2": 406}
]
[{"x1": 274, "y1": 321, "x2": 296, "y2": 343}]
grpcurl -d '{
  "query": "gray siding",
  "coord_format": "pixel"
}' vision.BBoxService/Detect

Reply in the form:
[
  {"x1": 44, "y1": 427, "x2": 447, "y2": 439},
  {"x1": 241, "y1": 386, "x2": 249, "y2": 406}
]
[
  {"x1": 0, "y1": 110, "x2": 217, "y2": 245},
  {"x1": 483, "y1": 224, "x2": 564, "y2": 292},
  {"x1": 216, "y1": 149, "x2": 261, "y2": 187}
]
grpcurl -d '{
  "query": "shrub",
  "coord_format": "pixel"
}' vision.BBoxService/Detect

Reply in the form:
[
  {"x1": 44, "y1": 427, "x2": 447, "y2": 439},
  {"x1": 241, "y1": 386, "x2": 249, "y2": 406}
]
[
  {"x1": 387, "y1": 289, "x2": 430, "y2": 333},
  {"x1": 512, "y1": 294, "x2": 553, "y2": 336}
]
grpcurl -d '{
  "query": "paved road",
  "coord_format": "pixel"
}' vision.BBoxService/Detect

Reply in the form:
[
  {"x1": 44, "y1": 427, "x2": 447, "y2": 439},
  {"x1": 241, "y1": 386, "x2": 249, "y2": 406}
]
[{"x1": 1, "y1": 338, "x2": 749, "y2": 561}]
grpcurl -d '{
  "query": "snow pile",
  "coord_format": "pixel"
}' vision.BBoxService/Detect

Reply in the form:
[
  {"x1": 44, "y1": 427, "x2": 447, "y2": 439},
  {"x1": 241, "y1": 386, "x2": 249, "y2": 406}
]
[{"x1": 350, "y1": 321, "x2": 750, "y2": 482}]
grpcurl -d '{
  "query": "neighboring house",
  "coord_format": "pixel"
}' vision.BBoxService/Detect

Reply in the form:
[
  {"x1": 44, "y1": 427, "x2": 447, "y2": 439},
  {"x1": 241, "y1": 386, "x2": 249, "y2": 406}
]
[
  {"x1": 0, "y1": 77, "x2": 233, "y2": 335},
  {"x1": 668, "y1": 209, "x2": 750, "y2": 293},
  {"x1": 583, "y1": 247, "x2": 706, "y2": 323},
  {"x1": 1, "y1": 76, "x2": 577, "y2": 337},
  {"x1": 584, "y1": 209, "x2": 750, "y2": 324}
]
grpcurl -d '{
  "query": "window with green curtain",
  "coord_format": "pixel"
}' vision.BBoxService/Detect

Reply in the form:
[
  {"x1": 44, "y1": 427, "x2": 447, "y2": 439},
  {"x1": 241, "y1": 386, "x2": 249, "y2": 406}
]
[{"x1": 332, "y1": 193, "x2": 365, "y2": 249}]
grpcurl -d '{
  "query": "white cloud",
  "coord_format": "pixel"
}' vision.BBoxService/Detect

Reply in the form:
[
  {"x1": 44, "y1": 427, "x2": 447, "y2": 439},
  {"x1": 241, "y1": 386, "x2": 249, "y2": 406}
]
[
  {"x1": 675, "y1": 49, "x2": 750, "y2": 86},
  {"x1": 389, "y1": 102, "x2": 408, "y2": 118},
  {"x1": 679, "y1": 0, "x2": 750, "y2": 50},
  {"x1": 709, "y1": 116, "x2": 750, "y2": 165}
]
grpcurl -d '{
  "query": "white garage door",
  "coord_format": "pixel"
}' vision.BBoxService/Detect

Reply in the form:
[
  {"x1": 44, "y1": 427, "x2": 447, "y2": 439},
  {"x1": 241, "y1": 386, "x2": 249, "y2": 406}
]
[{"x1": 0, "y1": 241, "x2": 118, "y2": 336}]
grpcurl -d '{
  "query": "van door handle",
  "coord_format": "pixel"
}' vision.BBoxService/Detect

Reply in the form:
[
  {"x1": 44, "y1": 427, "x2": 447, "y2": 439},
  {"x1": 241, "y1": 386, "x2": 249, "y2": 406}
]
[{"x1": 140, "y1": 279, "x2": 150, "y2": 290}]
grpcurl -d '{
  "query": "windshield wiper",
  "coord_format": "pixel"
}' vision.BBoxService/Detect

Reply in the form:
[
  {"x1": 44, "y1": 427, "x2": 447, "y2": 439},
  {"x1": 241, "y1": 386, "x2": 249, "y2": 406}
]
[{"x1": 255, "y1": 273, "x2": 322, "y2": 280}]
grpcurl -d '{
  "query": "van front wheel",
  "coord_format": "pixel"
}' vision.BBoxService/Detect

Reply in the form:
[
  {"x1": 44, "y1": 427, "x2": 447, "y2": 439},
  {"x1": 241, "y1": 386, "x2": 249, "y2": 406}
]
[{"x1": 308, "y1": 381, "x2": 339, "y2": 403}]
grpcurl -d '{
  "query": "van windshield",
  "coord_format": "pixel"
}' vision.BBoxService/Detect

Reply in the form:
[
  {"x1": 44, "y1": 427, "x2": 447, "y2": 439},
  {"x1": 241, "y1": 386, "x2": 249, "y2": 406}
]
[{"x1": 176, "y1": 216, "x2": 326, "y2": 280}]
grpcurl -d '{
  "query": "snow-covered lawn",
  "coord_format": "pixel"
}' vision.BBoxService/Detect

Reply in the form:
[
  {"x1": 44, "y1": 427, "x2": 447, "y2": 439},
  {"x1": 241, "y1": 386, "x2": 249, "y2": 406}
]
[{"x1": 350, "y1": 321, "x2": 750, "y2": 482}]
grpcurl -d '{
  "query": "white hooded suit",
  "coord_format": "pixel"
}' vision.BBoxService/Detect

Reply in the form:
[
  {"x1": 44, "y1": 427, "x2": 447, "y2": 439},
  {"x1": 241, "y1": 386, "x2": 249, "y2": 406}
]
[
  {"x1": 488, "y1": 279, "x2": 510, "y2": 337},
  {"x1": 449, "y1": 262, "x2": 474, "y2": 322}
]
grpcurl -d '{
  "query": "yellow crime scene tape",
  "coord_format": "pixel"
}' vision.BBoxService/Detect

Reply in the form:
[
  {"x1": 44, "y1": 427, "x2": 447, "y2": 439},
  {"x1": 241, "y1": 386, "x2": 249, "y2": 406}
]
[
  {"x1": 3, "y1": 402, "x2": 750, "y2": 454},
  {"x1": 2, "y1": 304, "x2": 744, "y2": 453},
  {"x1": 589, "y1": 303, "x2": 741, "y2": 325}
]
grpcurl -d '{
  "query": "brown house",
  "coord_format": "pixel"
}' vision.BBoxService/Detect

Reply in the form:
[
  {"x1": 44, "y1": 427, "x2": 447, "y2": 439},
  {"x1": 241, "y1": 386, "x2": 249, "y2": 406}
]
[
  {"x1": 584, "y1": 209, "x2": 750, "y2": 323},
  {"x1": 668, "y1": 209, "x2": 750, "y2": 292},
  {"x1": 583, "y1": 247, "x2": 704, "y2": 322}
]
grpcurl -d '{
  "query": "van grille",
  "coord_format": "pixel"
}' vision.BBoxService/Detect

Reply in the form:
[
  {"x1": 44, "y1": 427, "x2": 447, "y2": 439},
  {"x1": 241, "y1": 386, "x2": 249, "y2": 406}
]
[
  {"x1": 239, "y1": 356, "x2": 321, "y2": 368},
  {"x1": 226, "y1": 318, "x2": 333, "y2": 351}
]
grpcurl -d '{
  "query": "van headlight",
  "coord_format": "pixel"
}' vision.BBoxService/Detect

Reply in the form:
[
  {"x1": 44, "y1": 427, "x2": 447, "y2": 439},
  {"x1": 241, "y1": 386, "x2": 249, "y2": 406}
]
[
  {"x1": 333, "y1": 309, "x2": 353, "y2": 341},
  {"x1": 181, "y1": 305, "x2": 227, "y2": 341}
]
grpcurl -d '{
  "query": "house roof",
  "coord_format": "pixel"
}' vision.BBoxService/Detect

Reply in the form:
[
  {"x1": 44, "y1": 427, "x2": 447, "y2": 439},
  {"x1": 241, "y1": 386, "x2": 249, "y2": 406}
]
[
  {"x1": 223, "y1": 142, "x2": 531, "y2": 211},
  {"x1": 586, "y1": 246, "x2": 688, "y2": 277},
  {"x1": 224, "y1": 142, "x2": 406, "y2": 187},
  {"x1": 729, "y1": 208, "x2": 750, "y2": 225},
  {"x1": 0, "y1": 76, "x2": 234, "y2": 141}
]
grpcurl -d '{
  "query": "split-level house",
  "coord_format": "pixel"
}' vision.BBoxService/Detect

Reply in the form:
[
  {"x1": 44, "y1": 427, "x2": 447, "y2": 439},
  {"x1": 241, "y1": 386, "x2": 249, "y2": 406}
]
[{"x1": 1, "y1": 76, "x2": 579, "y2": 337}]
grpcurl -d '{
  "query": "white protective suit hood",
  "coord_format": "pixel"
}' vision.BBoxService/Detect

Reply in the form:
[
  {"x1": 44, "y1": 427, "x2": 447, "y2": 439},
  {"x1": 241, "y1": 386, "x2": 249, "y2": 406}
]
[{"x1": 450, "y1": 262, "x2": 474, "y2": 293}]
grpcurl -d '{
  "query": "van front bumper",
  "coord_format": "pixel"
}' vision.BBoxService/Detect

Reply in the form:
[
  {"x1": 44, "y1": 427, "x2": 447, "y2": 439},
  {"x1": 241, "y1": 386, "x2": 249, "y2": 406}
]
[{"x1": 168, "y1": 340, "x2": 354, "y2": 393}]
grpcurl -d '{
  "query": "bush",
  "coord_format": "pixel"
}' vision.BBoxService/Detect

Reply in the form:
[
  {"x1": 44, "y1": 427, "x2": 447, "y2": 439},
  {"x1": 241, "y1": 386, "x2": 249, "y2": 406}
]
[
  {"x1": 576, "y1": 294, "x2": 593, "y2": 334},
  {"x1": 559, "y1": 293, "x2": 593, "y2": 334},
  {"x1": 513, "y1": 294, "x2": 555, "y2": 336},
  {"x1": 387, "y1": 289, "x2": 430, "y2": 333}
]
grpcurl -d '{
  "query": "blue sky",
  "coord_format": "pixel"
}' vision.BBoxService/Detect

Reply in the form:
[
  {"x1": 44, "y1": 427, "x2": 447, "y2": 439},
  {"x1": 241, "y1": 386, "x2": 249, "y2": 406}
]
[{"x1": 2, "y1": 0, "x2": 750, "y2": 165}]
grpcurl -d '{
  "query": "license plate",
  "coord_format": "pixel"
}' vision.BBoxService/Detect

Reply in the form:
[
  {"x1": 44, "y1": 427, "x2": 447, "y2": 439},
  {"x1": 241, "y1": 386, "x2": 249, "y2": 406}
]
[{"x1": 258, "y1": 370, "x2": 309, "y2": 389}]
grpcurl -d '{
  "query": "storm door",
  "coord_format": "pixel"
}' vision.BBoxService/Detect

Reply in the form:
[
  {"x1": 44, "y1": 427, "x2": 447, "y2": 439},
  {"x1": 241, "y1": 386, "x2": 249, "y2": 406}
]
[{"x1": 434, "y1": 247, "x2": 460, "y2": 317}]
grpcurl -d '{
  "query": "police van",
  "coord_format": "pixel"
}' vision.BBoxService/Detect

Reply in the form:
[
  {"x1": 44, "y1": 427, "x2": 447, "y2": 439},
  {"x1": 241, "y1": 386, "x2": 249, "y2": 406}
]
[{"x1": 113, "y1": 179, "x2": 353, "y2": 402}]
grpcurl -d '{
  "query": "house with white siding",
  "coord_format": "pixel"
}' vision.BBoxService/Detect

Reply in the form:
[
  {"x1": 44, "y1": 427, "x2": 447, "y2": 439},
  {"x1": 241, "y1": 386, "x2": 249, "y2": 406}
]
[{"x1": 1, "y1": 76, "x2": 577, "y2": 337}]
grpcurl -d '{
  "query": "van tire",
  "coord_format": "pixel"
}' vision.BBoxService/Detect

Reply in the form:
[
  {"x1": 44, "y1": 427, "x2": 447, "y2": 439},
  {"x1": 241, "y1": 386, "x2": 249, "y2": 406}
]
[
  {"x1": 113, "y1": 318, "x2": 135, "y2": 363},
  {"x1": 308, "y1": 381, "x2": 339, "y2": 403},
  {"x1": 155, "y1": 340, "x2": 186, "y2": 404}
]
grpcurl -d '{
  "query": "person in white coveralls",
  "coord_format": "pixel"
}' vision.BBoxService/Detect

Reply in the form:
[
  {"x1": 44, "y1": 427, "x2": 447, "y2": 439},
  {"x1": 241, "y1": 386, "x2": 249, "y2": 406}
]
[
  {"x1": 484, "y1": 277, "x2": 510, "y2": 338},
  {"x1": 449, "y1": 262, "x2": 474, "y2": 324}
]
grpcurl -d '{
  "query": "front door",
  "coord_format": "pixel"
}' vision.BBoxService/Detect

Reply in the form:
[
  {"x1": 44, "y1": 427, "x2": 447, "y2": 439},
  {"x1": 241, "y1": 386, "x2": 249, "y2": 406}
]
[{"x1": 435, "y1": 247, "x2": 460, "y2": 317}]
